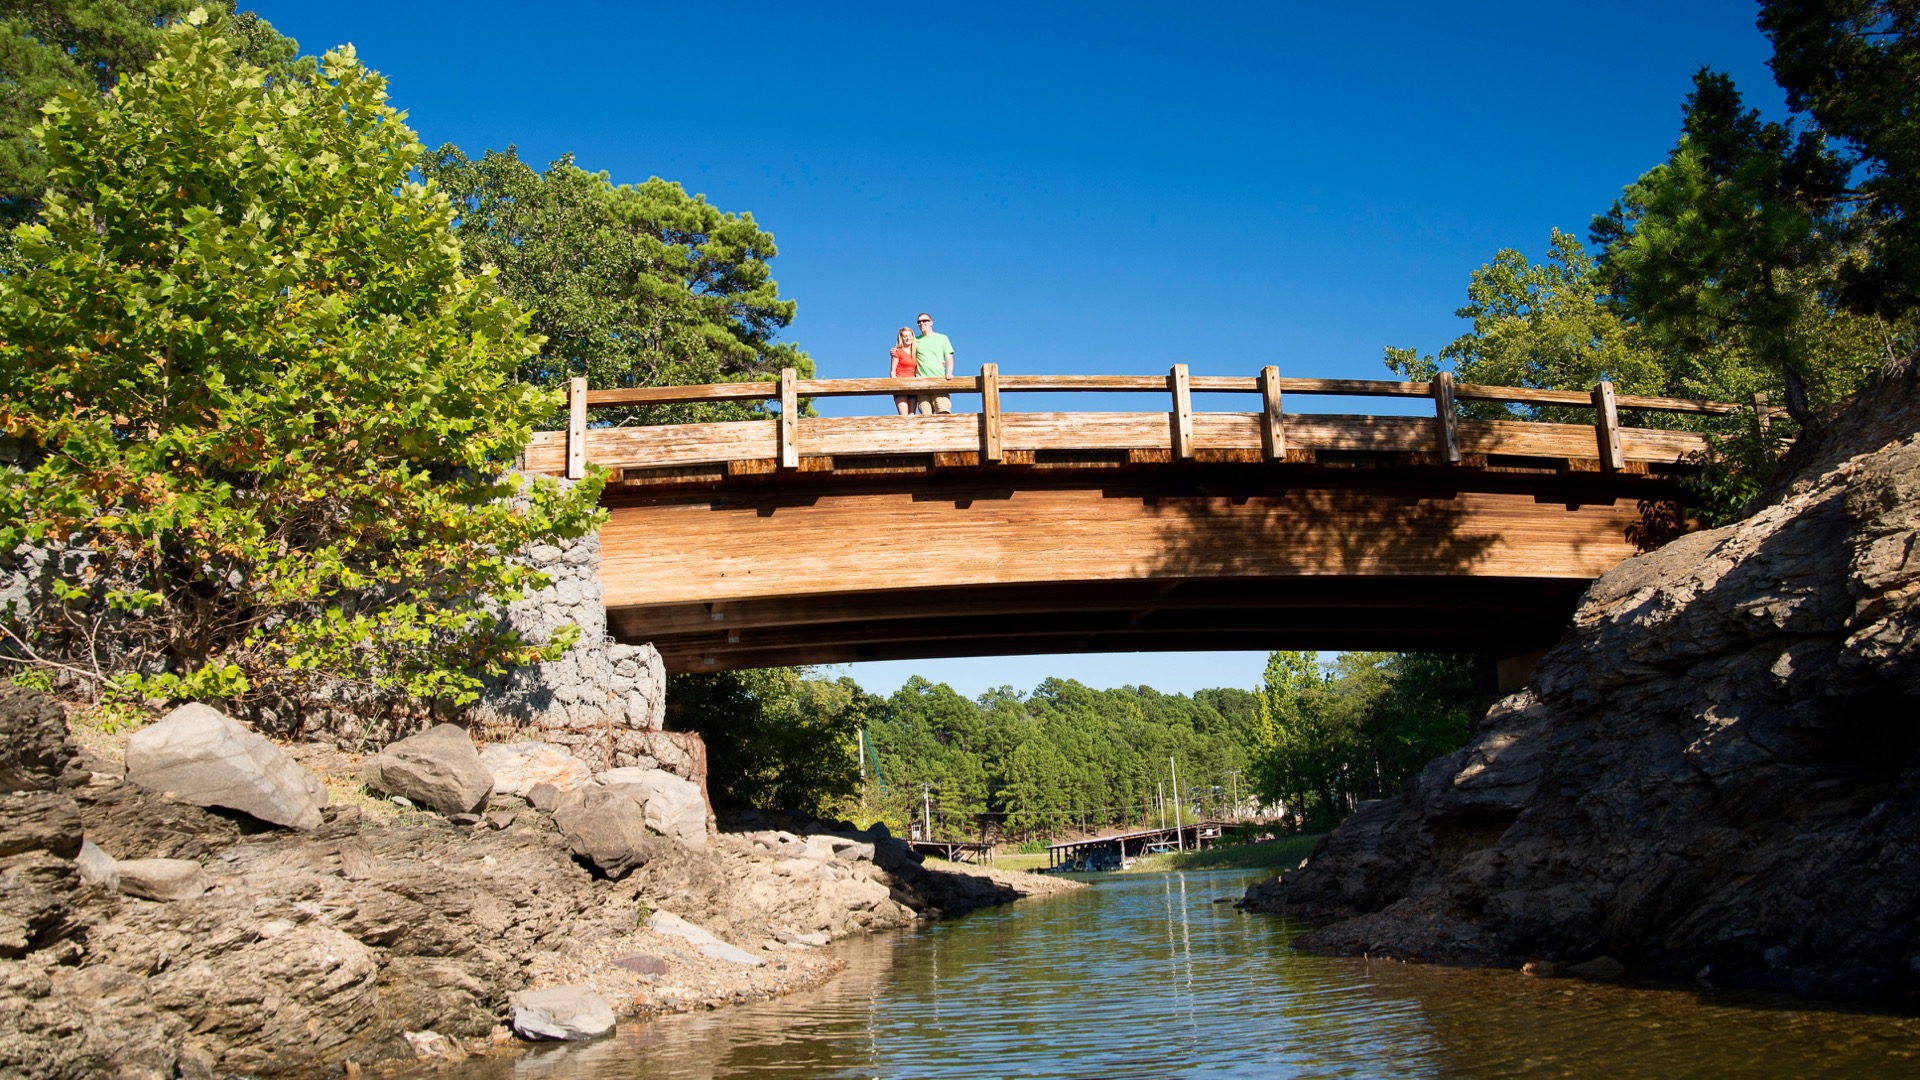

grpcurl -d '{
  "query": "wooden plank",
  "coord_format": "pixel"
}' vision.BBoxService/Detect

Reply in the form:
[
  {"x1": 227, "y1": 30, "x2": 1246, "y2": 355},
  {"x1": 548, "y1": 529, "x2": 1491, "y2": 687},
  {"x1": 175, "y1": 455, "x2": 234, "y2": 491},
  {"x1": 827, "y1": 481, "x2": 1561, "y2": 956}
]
[
  {"x1": 999, "y1": 375, "x2": 1174, "y2": 393},
  {"x1": 1188, "y1": 376, "x2": 1260, "y2": 393},
  {"x1": 586, "y1": 382, "x2": 775, "y2": 407},
  {"x1": 1170, "y1": 364, "x2": 1194, "y2": 459},
  {"x1": 1260, "y1": 365, "x2": 1285, "y2": 461},
  {"x1": 1616, "y1": 427, "x2": 1712, "y2": 462},
  {"x1": 1456, "y1": 419, "x2": 1602, "y2": 460},
  {"x1": 1453, "y1": 383, "x2": 1592, "y2": 408},
  {"x1": 580, "y1": 420, "x2": 777, "y2": 470},
  {"x1": 779, "y1": 368, "x2": 798, "y2": 469},
  {"x1": 524, "y1": 430, "x2": 566, "y2": 474},
  {"x1": 599, "y1": 484, "x2": 1652, "y2": 610},
  {"x1": 1432, "y1": 371, "x2": 1460, "y2": 464},
  {"x1": 999, "y1": 412, "x2": 1173, "y2": 452},
  {"x1": 1614, "y1": 392, "x2": 1744, "y2": 415},
  {"x1": 1272, "y1": 378, "x2": 1433, "y2": 398},
  {"x1": 804, "y1": 414, "x2": 978, "y2": 457},
  {"x1": 1591, "y1": 381, "x2": 1624, "y2": 471},
  {"x1": 1752, "y1": 391, "x2": 1771, "y2": 443},
  {"x1": 979, "y1": 363, "x2": 1003, "y2": 461},
  {"x1": 566, "y1": 377, "x2": 587, "y2": 480},
  {"x1": 796, "y1": 376, "x2": 972, "y2": 397}
]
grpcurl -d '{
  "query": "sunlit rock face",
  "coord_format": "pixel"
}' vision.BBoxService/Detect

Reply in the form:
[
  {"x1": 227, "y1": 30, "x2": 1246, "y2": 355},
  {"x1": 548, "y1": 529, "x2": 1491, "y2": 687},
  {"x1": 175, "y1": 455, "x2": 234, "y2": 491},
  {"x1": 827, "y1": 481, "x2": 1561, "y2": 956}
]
[{"x1": 1246, "y1": 356, "x2": 1920, "y2": 1002}]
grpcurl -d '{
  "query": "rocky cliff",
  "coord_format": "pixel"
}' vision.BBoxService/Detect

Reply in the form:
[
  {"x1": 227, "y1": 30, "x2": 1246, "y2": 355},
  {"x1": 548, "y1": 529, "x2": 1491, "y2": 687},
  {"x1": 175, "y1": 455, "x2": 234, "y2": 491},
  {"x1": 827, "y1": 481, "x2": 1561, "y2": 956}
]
[{"x1": 1244, "y1": 357, "x2": 1920, "y2": 1002}]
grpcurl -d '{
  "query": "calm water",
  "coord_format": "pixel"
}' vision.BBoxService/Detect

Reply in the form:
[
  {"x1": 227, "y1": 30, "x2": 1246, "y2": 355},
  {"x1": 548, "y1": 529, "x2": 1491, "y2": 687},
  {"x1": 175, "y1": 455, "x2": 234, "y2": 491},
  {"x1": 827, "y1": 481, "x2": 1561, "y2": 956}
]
[{"x1": 462, "y1": 867, "x2": 1920, "y2": 1078}]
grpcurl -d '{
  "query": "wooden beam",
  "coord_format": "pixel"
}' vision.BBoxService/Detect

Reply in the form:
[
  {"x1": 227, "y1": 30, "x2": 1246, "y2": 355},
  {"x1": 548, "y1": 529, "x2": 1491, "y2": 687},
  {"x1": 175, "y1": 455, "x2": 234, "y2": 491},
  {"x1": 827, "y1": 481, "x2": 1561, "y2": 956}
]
[
  {"x1": 585, "y1": 381, "x2": 775, "y2": 407},
  {"x1": 980, "y1": 363, "x2": 1002, "y2": 462},
  {"x1": 1170, "y1": 364, "x2": 1194, "y2": 459},
  {"x1": 566, "y1": 376, "x2": 587, "y2": 480},
  {"x1": 779, "y1": 367, "x2": 799, "y2": 469},
  {"x1": 1591, "y1": 380, "x2": 1624, "y2": 472},
  {"x1": 1260, "y1": 365, "x2": 1285, "y2": 461},
  {"x1": 1752, "y1": 391, "x2": 1772, "y2": 444},
  {"x1": 1432, "y1": 371, "x2": 1460, "y2": 464}
]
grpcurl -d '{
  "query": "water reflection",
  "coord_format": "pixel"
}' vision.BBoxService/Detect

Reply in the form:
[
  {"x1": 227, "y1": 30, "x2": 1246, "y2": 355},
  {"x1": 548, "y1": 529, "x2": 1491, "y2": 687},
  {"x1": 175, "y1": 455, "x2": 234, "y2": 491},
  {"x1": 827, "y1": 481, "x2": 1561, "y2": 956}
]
[{"x1": 455, "y1": 869, "x2": 1919, "y2": 1079}]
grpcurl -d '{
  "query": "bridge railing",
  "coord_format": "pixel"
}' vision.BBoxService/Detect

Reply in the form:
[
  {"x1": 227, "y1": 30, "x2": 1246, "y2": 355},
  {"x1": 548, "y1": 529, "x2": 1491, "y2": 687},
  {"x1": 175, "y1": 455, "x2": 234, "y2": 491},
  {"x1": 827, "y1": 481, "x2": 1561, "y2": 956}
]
[{"x1": 532, "y1": 366, "x2": 1783, "y2": 480}]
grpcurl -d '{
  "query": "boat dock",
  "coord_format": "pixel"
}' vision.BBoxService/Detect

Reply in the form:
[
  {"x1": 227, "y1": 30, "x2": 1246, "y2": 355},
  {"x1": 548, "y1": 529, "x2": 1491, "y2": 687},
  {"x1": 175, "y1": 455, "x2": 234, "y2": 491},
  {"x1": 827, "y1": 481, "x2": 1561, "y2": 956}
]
[{"x1": 1045, "y1": 821, "x2": 1233, "y2": 871}]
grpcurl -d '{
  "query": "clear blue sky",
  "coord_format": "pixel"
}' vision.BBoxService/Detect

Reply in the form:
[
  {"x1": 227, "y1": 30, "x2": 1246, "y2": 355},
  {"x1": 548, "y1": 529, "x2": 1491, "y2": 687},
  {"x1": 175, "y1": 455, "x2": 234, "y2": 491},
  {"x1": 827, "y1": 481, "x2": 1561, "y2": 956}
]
[{"x1": 263, "y1": 1, "x2": 1785, "y2": 699}]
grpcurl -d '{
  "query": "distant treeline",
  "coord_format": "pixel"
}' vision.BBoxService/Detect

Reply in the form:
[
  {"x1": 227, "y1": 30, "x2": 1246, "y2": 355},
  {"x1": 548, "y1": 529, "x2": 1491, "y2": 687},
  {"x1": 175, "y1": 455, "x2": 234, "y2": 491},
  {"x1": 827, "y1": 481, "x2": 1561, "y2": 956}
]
[{"x1": 669, "y1": 651, "x2": 1486, "y2": 839}]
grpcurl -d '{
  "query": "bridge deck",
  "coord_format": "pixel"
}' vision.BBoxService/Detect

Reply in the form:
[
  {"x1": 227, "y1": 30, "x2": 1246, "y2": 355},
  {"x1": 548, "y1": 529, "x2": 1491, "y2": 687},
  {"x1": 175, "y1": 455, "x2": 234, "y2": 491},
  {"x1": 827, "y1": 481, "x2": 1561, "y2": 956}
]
[{"x1": 520, "y1": 369, "x2": 1773, "y2": 672}]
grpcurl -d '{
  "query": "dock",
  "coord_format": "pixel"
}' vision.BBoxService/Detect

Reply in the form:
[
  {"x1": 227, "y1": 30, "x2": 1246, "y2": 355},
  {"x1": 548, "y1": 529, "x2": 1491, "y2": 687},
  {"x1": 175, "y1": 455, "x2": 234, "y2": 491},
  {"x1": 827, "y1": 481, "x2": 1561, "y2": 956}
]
[{"x1": 1045, "y1": 821, "x2": 1234, "y2": 871}]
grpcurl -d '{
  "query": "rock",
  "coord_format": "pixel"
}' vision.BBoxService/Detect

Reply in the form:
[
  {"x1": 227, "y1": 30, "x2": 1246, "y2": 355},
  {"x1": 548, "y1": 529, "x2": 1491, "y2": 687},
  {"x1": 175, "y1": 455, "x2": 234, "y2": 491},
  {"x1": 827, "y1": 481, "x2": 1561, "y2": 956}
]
[
  {"x1": 478, "y1": 741, "x2": 592, "y2": 798},
  {"x1": 595, "y1": 767, "x2": 708, "y2": 849},
  {"x1": 75, "y1": 839, "x2": 118, "y2": 890},
  {"x1": 0, "y1": 789, "x2": 82, "y2": 860},
  {"x1": 1245, "y1": 357, "x2": 1920, "y2": 1002},
  {"x1": 359, "y1": 724, "x2": 492, "y2": 817},
  {"x1": 485, "y1": 811, "x2": 515, "y2": 830},
  {"x1": 527, "y1": 783, "x2": 561, "y2": 812},
  {"x1": 645, "y1": 909, "x2": 764, "y2": 967},
  {"x1": 402, "y1": 1030, "x2": 465, "y2": 1061},
  {"x1": 0, "y1": 684, "x2": 82, "y2": 792},
  {"x1": 1567, "y1": 956, "x2": 1626, "y2": 980},
  {"x1": 448, "y1": 813, "x2": 482, "y2": 827},
  {"x1": 125, "y1": 703, "x2": 325, "y2": 830},
  {"x1": 612, "y1": 953, "x2": 667, "y2": 975},
  {"x1": 551, "y1": 784, "x2": 662, "y2": 879},
  {"x1": 509, "y1": 985, "x2": 615, "y2": 1041},
  {"x1": 116, "y1": 858, "x2": 210, "y2": 901}
]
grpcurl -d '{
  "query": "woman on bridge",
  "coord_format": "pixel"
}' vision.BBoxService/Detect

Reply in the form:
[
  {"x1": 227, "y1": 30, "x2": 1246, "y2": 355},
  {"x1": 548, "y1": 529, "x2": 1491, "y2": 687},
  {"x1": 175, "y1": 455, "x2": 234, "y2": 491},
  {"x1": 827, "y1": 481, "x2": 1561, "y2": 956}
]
[{"x1": 889, "y1": 326, "x2": 917, "y2": 416}]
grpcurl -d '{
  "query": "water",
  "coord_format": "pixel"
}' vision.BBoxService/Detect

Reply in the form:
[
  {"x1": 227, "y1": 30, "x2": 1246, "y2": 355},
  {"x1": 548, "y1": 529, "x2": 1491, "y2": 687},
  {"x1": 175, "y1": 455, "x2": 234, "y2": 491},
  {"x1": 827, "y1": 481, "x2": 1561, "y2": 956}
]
[{"x1": 458, "y1": 867, "x2": 1920, "y2": 1078}]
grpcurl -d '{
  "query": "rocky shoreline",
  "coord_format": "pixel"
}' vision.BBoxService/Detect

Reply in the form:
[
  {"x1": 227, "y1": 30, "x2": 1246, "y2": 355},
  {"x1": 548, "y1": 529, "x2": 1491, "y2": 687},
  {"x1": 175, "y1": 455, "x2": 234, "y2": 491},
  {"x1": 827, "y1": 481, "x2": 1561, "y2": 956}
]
[
  {"x1": 1244, "y1": 357, "x2": 1920, "y2": 1004},
  {"x1": 0, "y1": 690, "x2": 1079, "y2": 1078}
]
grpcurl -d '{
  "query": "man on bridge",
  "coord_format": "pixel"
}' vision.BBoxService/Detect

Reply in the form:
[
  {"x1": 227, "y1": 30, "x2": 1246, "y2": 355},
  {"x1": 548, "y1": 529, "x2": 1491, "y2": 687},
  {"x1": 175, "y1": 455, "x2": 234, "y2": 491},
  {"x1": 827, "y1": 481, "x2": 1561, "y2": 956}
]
[{"x1": 913, "y1": 312, "x2": 955, "y2": 415}]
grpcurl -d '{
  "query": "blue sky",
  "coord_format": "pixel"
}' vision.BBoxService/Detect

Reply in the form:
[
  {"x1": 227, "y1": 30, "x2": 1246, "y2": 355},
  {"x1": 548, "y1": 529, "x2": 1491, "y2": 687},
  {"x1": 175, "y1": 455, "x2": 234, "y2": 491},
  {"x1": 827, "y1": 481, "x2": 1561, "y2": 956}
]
[{"x1": 262, "y1": 1, "x2": 1786, "y2": 699}]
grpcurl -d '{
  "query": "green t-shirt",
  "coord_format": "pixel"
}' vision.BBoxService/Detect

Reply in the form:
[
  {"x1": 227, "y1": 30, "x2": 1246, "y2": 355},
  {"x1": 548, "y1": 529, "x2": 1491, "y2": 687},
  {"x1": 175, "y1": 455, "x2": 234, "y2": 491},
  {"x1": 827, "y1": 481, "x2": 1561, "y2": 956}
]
[{"x1": 913, "y1": 331, "x2": 954, "y2": 378}]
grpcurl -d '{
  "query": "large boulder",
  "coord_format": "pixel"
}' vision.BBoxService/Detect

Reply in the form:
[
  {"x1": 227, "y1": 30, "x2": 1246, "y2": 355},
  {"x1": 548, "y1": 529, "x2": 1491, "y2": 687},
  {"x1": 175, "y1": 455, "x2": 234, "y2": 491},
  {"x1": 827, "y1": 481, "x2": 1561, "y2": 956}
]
[
  {"x1": 549, "y1": 785, "x2": 661, "y2": 879},
  {"x1": 595, "y1": 767, "x2": 707, "y2": 850},
  {"x1": 126, "y1": 704, "x2": 325, "y2": 830},
  {"x1": 508, "y1": 985, "x2": 614, "y2": 1041},
  {"x1": 477, "y1": 741, "x2": 592, "y2": 798},
  {"x1": 359, "y1": 724, "x2": 492, "y2": 816}
]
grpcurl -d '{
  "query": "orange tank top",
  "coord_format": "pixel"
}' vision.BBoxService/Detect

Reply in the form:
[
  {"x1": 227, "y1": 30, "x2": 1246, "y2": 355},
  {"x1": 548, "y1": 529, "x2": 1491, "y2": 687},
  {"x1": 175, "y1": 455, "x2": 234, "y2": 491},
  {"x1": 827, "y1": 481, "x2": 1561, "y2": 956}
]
[{"x1": 891, "y1": 345, "x2": 916, "y2": 378}]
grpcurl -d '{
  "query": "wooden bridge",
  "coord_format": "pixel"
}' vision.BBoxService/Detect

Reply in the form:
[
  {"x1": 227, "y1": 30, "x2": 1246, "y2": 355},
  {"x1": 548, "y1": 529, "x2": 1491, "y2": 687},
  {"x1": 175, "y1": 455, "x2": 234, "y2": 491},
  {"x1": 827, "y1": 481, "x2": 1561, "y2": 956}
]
[{"x1": 521, "y1": 366, "x2": 1775, "y2": 674}]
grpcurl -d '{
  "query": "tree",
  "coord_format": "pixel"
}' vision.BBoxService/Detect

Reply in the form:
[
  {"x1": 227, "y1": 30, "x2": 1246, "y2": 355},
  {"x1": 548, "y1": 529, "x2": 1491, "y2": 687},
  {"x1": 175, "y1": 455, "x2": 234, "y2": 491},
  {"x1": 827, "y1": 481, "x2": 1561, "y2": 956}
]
[
  {"x1": 0, "y1": 13, "x2": 602, "y2": 713},
  {"x1": 1248, "y1": 650, "x2": 1336, "y2": 824},
  {"x1": 421, "y1": 147, "x2": 813, "y2": 423},
  {"x1": 665, "y1": 668, "x2": 866, "y2": 816},
  {"x1": 0, "y1": 2, "x2": 308, "y2": 228},
  {"x1": 1386, "y1": 229, "x2": 1668, "y2": 418},
  {"x1": 1592, "y1": 70, "x2": 1855, "y2": 420},
  {"x1": 1762, "y1": 0, "x2": 1920, "y2": 315}
]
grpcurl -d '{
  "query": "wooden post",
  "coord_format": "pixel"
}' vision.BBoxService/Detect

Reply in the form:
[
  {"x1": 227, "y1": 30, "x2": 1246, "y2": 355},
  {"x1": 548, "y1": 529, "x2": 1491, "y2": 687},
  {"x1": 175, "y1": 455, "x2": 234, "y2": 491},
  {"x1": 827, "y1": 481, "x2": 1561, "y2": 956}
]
[
  {"x1": 1259, "y1": 364, "x2": 1286, "y2": 461},
  {"x1": 1432, "y1": 370, "x2": 1460, "y2": 463},
  {"x1": 565, "y1": 376, "x2": 587, "y2": 480},
  {"x1": 1591, "y1": 379, "x2": 1623, "y2": 472},
  {"x1": 1169, "y1": 363, "x2": 1194, "y2": 459},
  {"x1": 1751, "y1": 391, "x2": 1772, "y2": 444},
  {"x1": 778, "y1": 367, "x2": 798, "y2": 469},
  {"x1": 979, "y1": 362, "x2": 1002, "y2": 462}
]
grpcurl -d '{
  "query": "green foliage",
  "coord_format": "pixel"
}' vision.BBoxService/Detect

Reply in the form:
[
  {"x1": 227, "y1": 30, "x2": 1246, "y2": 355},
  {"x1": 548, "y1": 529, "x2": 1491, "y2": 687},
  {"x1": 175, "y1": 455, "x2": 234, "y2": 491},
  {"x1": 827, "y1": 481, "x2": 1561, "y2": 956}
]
[
  {"x1": 666, "y1": 668, "x2": 867, "y2": 816},
  {"x1": 0, "y1": 2, "x2": 309, "y2": 230},
  {"x1": 865, "y1": 677, "x2": 1262, "y2": 843},
  {"x1": 1762, "y1": 0, "x2": 1920, "y2": 315},
  {"x1": 421, "y1": 147, "x2": 813, "y2": 423},
  {"x1": 1248, "y1": 652, "x2": 1481, "y2": 829},
  {"x1": 0, "y1": 14, "x2": 602, "y2": 711}
]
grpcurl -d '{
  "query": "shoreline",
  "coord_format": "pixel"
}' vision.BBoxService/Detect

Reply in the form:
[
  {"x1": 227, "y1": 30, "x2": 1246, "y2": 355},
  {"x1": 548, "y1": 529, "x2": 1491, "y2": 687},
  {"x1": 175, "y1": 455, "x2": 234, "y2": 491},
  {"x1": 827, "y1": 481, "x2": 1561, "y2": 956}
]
[{"x1": 0, "y1": 698, "x2": 1082, "y2": 1078}]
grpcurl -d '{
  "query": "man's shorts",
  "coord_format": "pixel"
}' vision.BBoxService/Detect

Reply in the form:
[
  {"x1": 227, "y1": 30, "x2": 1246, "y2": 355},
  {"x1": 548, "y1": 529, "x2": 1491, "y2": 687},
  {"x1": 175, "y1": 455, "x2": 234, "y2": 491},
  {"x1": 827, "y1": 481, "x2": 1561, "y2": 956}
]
[{"x1": 916, "y1": 395, "x2": 952, "y2": 415}]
